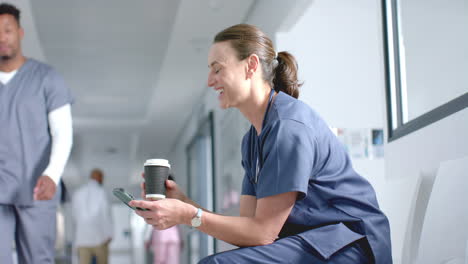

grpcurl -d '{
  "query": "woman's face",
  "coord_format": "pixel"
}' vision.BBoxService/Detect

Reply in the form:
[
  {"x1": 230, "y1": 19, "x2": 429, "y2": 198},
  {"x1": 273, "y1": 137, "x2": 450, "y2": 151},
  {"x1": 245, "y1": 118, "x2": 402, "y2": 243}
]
[{"x1": 207, "y1": 41, "x2": 250, "y2": 109}]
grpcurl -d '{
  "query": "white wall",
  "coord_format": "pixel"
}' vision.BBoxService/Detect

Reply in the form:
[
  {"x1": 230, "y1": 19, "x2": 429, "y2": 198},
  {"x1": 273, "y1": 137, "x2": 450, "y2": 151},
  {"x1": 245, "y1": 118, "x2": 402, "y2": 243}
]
[
  {"x1": 276, "y1": 0, "x2": 385, "y2": 129},
  {"x1": 276, "y1": 0, "x2": 386, "y2": 188},
  {"x1": 168, "y1": 89, "x2": 219, "y2": 197},
  {"x1": 10, "y1": 0, "x2": 46, "y2": 61},
  {"x1": 385, "y1": 110, "x2": 468, "y2": 179}
]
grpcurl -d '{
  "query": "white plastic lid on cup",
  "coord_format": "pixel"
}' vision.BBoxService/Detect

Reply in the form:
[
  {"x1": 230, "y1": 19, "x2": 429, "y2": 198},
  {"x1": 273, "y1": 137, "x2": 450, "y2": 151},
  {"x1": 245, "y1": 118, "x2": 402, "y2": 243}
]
[
  {"x1": 144, "y1": 159, "x2": 171, "y2": 168},
  {"x1": 146, "y1": 194, "x2": 166, "y2": 200}
]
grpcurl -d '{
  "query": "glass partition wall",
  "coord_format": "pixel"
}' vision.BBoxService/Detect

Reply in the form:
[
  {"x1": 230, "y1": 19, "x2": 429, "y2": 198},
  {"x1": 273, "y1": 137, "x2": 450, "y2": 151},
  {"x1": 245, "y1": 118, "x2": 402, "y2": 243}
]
[
  {"x1": 186, "y1": 112, "x2": 215, "y2": 263},
  {"x1": 382, "y1": 0, "x2": 468, "y2": 141}
]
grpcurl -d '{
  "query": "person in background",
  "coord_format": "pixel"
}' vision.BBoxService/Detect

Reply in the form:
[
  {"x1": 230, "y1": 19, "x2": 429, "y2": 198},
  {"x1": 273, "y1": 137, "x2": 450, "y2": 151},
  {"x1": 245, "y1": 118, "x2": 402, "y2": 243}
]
[
  {"x1": 145, "y1": 175, "x2": 182, "y2": 264},
  {"x1": 130, "y1": 24, "x2": 392, "y2": 263},
  {"x1": 0, "y1": 3, "x2": 74, "y2": 264},
  {"x1": 72, "y1": 169, "x2": 113, "y2": 264}
]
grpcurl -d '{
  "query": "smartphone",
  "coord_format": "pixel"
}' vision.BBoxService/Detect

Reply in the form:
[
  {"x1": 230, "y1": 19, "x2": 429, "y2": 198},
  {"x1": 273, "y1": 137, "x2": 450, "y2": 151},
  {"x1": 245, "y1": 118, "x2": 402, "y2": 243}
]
[{"x1": 113, "y1": 188, "x2": 149, "y2": 211}]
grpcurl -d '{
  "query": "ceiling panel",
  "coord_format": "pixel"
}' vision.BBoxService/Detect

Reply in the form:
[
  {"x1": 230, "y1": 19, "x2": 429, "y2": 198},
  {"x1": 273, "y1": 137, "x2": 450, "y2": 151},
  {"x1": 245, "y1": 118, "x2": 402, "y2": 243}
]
[{"x1": 31, "y1": 0, "x2": 179, "y2": 121}]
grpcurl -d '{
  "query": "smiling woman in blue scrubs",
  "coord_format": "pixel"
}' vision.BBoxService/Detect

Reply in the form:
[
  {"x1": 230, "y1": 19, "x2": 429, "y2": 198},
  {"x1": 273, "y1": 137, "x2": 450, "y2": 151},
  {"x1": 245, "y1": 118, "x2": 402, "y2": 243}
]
[{"x1": 130, "y1": 24, "x2": 392, "y2": 263}]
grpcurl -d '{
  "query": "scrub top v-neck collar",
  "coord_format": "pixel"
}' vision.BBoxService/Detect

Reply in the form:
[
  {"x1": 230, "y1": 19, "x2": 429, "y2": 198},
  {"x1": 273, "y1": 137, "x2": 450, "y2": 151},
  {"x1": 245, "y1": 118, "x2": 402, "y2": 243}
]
[
  {"x1": 254, "y1": 89, "x2": 276, "y2": 183},
  {"x1": 0, "y1": 58, "x2": 31, "y2": 89}
]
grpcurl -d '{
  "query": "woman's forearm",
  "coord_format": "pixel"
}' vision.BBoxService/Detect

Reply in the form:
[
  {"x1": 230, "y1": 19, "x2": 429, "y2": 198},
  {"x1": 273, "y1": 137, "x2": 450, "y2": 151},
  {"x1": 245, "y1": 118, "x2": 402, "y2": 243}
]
[
  {"x1": 173, "y1": 191, "x2": 294, "y2": 247},
  {"x1": 195, "y1": 211, "x2": 277, "y2": 247},
  {"x1": 182, "y1": 193, "x2": 295, "y2": 247}
]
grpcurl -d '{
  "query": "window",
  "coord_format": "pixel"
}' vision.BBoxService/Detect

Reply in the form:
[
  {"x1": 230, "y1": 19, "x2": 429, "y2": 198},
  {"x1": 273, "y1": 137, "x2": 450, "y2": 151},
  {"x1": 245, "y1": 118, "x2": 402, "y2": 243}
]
[{"x1": 382, "y1": 0, "x2": 468, "y2": 141}]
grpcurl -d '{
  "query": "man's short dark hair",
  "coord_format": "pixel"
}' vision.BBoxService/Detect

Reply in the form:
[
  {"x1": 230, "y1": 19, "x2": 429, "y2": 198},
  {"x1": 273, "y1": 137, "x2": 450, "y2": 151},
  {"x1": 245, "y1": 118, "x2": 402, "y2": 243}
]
[{"x1": 0, "y1": 3, "x2": 20, "y2": 25}]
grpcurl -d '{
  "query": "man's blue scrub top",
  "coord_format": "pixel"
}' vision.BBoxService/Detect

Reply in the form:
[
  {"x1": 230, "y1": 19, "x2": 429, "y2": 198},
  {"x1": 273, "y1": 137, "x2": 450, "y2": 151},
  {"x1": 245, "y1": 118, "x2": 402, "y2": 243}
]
[
  {"x1": 241, "y1": 92, "x2": 392, "y2": 263},
  {"x1": 0, "y1": 59, "x2": 74, "y2": 205}
]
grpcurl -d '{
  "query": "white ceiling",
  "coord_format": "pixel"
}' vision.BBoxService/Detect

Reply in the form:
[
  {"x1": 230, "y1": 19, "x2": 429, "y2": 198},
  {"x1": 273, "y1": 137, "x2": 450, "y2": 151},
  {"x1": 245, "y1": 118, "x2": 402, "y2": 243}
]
[
  {"x1": 31, "y1": 1, "x2": 179, "y2": 121},
  {"x1": 26, "y1": 0, "x2": 256, "y2": 193},
  {"x1": 16, "y1": 0, "x2": 312, "y2": 196}
]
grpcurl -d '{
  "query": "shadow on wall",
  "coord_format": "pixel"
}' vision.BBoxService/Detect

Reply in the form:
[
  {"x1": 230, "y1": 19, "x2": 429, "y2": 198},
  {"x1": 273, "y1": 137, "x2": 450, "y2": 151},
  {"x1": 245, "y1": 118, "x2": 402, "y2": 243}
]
[
  {"x1": 382, "y1": 156, "x2": 468, "y2": 264},
  {"x1": 401, "y1": 169, "x2": 437, "y2": 264},
  {"x1": 415, "y1": 157, "x2": 468, "y2": 264}
]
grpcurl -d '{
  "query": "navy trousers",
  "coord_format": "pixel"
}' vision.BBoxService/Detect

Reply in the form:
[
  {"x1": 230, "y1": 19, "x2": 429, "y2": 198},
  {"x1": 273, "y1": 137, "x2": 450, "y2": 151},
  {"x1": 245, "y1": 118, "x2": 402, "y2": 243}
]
[
  {"x1": 199, "y1": 236, "x2": 372, "y2": 264},
  {"x1": 0, "y1": 188, "x2": 60, "y2": 264}
]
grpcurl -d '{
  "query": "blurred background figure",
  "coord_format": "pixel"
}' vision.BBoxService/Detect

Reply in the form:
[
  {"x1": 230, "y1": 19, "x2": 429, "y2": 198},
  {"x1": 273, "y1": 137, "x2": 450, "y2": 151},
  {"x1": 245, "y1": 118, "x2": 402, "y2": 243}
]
[
  {"x1": 72, "y1": 169, "x2": 113, "y2": 264},
  {"x1": 55, "y1": 181, "x2": 73, "y2": 264},
  {"x1": 144, "y1": 175, "x2": 182, "y2": 264}
]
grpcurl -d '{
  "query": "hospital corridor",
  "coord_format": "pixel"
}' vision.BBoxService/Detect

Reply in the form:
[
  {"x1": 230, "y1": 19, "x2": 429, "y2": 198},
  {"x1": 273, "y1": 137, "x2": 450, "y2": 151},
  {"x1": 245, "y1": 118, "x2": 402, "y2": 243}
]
[{"x1": 1, "y1": 0, "x2": 467, "y2": 263}]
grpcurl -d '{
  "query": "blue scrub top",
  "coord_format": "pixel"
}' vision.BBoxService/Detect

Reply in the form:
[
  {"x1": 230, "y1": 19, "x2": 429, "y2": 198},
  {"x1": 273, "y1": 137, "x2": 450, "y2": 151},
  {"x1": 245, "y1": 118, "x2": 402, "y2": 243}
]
[
  {"x1": 241, "y1": 92, "x2": 392, "y2": 263},
  {"x1": 0, "y1": 59, "x2": 74, "y2": 205}
]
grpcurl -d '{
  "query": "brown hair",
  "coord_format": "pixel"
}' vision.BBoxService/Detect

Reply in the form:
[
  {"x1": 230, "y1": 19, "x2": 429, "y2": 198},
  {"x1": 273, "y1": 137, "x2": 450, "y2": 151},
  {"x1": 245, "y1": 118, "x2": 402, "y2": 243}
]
[{"x1": 214, "y1": 24, "x2": 302, "y2": 98}]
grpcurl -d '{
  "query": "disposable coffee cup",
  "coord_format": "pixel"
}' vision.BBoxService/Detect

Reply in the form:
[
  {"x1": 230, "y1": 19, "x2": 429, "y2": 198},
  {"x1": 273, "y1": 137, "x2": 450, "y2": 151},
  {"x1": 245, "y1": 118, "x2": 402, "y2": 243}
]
[{"x1": 144, "y1": 159, "x2": 171, "y2": 200}]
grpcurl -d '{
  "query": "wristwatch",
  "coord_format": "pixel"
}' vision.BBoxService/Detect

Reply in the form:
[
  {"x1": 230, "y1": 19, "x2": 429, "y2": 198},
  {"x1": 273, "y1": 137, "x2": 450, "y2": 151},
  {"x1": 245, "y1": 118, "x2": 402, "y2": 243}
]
[{"x1": 191, "y1": 208, "x2": 203, "y2": 228}]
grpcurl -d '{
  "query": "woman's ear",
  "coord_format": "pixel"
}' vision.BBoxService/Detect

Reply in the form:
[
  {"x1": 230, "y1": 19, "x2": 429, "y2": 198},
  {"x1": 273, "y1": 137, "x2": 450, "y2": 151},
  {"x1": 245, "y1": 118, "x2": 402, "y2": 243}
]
[{"x1": 246, "y1": 54, "x2": 260, "y2": 79}]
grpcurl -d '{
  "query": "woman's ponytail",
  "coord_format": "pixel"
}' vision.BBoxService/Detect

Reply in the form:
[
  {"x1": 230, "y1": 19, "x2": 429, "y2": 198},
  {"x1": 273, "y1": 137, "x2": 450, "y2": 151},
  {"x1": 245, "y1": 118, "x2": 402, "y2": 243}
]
[{"x1": 273, "y1": 51, "x2": 302, "y2": 99}]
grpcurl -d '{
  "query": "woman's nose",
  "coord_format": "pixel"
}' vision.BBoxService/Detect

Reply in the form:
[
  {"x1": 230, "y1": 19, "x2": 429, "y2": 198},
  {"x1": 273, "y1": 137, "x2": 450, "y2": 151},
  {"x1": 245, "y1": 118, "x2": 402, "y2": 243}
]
[{"x1": 207, "y1": 73, "x2": 215, "y2": 87}]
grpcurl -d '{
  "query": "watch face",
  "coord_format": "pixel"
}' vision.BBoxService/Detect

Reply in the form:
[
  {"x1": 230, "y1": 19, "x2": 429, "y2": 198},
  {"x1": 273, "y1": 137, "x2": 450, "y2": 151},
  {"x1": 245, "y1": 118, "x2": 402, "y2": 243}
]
[{"x1": 191, "y1": 217, "x2": 202, "y2": 227}]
